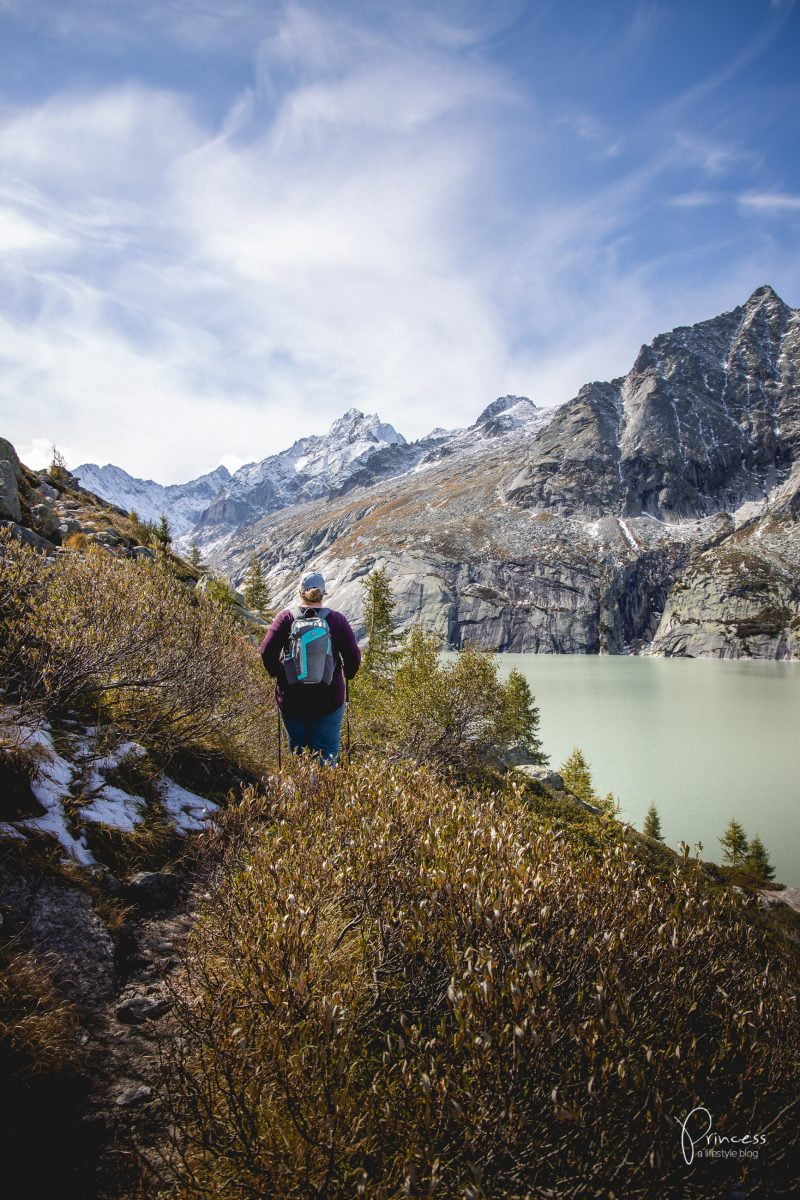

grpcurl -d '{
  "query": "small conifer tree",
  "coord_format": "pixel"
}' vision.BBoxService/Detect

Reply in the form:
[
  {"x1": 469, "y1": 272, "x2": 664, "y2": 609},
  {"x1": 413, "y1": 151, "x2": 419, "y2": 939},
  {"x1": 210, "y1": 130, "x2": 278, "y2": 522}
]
[
  {"x1": 643, "y1": 804, "x2": 664, "y2": 841},
  {"x1": 49, "y1": 444, "x2": 69, "y2": 485},
  {"x1": 189, "y1": 541, "x2": 203, "y2": 568},
  {"x1": 156, "y1": 512, "x2": 172, "y2": 549},
  {"x1": 361, "y1": 565, "x2": 397, "y2": 679},
  {"x1": 501, "y1": 669, "x2": 547, "y2": 764},
  {"x1": 744, "y1": 835, "x2": 775, "y2": 882},
  {"x1": 242, "y1": 556, "x2": 272, "y2": 617},
  {"x1": 560, "y1": 747, "x2": 597, "y2": 806},
  {"x1": 719, "y1": 818, "x2": 748, "y2": 867}
]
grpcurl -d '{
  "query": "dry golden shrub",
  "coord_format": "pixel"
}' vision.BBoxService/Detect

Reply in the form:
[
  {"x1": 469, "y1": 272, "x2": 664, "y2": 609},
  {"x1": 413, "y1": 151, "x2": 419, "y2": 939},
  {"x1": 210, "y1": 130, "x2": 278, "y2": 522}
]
[
  {"x1": 156, "y1": 759, "x2": 799, "y2": 1199},
  {"x1": 0, "y1": 526, "x2": 276, "y2": 773}
]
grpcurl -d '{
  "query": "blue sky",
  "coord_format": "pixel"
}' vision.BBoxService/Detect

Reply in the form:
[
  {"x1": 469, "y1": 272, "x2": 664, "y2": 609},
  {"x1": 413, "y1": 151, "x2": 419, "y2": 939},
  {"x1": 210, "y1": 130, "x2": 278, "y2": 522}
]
[{"x1": 0, "y1": 0, "x2": 798, "y2": 482}]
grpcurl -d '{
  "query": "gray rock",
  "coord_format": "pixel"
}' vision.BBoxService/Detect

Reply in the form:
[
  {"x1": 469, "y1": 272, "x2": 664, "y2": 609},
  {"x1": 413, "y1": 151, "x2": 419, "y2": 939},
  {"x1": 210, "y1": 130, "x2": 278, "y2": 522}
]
[
  {"x1": 123, "y1": 871, "x2": 181, "y2": 911},
  {"x1": 502, "y1": 741, "x2": 546, "y2": 767},
  {"x1": 0, "y1": 460, "x2": 21, "y2": 522},
  {"x1": 132, "y1": 545, "x2": 155, "y2": 560},
  {"x1": 116, "y1": 995, "x2": 171, "y2": 1024},
  {"x1": 30, "y1": 503, "x2": 60, "y2": 540},
  {"x1": 516, "y1": 766, "x2": 566, "y2": 790},
  {"x1": 0, "y1": 871, "x2": 114, "y2": 1006},
  {"x1": 0, "y1": 437, "x2": 21, "y2": 471},
  {"x1": 758, "y1": 886, "x2": 800, "y2": 914},
  {"x1": 114, "y1": 1084, "x2": 153, "y2": 1107},
  {"x1": 0, "y1": 519, "x2": 55, "y2": 552},
  {"x1": 58, "y1": 518, "x2": 82, "y2": 536},
  {"x1": 38, "y1": 480, "x2": 59, "y2": 501},
  {"x1": 91, "y1": 529, "x2": 123, "y2": 546},
  {"x1": 651, "y1": 543, "x2": 800, "y2": 660}
]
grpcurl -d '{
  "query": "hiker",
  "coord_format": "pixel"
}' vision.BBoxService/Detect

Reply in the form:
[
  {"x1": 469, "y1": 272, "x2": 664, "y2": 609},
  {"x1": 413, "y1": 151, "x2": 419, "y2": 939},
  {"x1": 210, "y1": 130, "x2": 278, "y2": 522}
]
[{"x1": 260, "y1": 571, "x2": 361, "y2": 765}]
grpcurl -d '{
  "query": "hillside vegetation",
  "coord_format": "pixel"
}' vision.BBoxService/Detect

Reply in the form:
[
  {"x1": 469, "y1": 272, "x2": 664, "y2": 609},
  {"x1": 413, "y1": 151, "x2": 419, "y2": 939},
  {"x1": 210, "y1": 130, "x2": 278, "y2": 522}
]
[
  {"x1": 1, "y1": 450, "x2": 798, "y2": 1200},
  {"x1": 155, "y1": 758, "x2": 799, "y2": 1199}
]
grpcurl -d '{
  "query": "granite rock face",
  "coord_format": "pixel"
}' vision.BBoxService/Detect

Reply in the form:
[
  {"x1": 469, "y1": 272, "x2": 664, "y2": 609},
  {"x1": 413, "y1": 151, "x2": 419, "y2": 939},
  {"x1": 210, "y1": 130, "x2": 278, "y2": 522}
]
[
  {"x1": 505, "y1": 285, "x2": 799, "y2": 520},
  {"x1": 651, "y1": 539, "x2": 800, "y2": 659},
  {"x1": 211, "y1": 288, "x2": 799, "y2": 659}
]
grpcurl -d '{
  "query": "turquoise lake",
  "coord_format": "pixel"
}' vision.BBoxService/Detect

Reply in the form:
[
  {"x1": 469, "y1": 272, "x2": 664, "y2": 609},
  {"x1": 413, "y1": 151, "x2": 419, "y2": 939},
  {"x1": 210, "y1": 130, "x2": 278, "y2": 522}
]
[{"x1": 494, "y1": 655, "x2": 800, "y2": 888}]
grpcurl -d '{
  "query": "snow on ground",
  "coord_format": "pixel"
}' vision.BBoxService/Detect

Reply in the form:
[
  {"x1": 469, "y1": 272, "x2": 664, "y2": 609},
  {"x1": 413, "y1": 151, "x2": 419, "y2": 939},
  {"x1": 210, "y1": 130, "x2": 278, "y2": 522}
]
[
  {"x1": 158, "y1": 777, "x2": 219, "y2": 833},
  {"x1": 79, "y1": 786, "x2": 147, "y2": 833},
  {"x1": 16, "y1": 726, "x2": 96, "y2": 865},
  {"x1": 1, "y1": 715, "x2": 218, "y2": 861}
]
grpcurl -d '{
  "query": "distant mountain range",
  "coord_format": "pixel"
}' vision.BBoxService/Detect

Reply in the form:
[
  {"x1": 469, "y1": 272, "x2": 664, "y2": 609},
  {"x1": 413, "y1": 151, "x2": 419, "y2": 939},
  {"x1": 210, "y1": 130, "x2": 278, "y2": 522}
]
[
  {"x1": 76, "y1": 285, "x2": 800, "y2": 659},
  {"x1": 76, "y1": 397, "x2": 546, "y2": 547}
]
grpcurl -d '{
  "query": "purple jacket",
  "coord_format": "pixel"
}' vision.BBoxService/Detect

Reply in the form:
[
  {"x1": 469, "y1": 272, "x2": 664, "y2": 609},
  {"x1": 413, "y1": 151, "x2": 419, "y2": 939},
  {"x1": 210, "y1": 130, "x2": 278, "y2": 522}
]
[{"x1": 260, "y1": 607, "x2": 361, "y2": 718}]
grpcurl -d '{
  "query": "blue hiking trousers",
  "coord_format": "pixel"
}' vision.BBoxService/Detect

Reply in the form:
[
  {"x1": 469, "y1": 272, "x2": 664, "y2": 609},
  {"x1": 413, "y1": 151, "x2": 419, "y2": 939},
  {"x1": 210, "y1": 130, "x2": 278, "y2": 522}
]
[{"x1": 280, "y1": 703, "x2": 345, "y2": 765}]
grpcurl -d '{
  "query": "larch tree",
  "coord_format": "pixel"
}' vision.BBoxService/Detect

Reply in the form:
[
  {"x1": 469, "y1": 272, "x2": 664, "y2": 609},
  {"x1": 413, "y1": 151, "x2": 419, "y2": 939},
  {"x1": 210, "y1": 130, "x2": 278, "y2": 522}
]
[
  {"x1": 361, "y1": 565, "x2": 397, "y2": 680},
  {"x1": 643, "y1": 804, "x2": 664, "y2": 841},
  {"x1": 501, "y1": 669, "x2": 547, "y2": 765},
  {"x1": 719, "y1": 818, "x2": 748, "y2": 867},
  {"x1": 242, "y1": 556, "x2": 272, "y2": 618},
  {"x1": 744, "y1": 835, "x2": 775, "y2": 882}
]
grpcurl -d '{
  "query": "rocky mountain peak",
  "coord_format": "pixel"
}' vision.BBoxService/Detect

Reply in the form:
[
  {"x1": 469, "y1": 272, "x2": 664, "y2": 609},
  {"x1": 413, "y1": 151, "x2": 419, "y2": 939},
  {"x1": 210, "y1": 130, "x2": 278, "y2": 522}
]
[
  {"x1": 476, "y1": 395, "x2": 537, "y2": 427},
  {"x1": 745, "y1": 283, "x2": 783, "y2": 308},
  {"x1": 327, "y1": 408, "x2": 406, "y2": 447}
]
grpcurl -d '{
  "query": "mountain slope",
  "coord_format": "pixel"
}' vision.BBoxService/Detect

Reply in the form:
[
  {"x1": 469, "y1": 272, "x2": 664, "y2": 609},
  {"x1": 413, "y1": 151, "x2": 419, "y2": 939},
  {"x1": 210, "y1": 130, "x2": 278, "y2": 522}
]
[
  {"x1": 214, "y1": 286, "x2": 800, "y2": 659},
  {"x1": 74, "y1": 462, "x2": 232, "y2": 537}
]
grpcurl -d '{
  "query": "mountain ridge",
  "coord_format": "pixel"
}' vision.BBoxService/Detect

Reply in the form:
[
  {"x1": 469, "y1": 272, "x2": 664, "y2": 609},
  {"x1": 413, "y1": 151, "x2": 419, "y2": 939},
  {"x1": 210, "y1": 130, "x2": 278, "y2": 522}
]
[{"x1": 74, "y1": 285, "x2": 800, "y2": 658}]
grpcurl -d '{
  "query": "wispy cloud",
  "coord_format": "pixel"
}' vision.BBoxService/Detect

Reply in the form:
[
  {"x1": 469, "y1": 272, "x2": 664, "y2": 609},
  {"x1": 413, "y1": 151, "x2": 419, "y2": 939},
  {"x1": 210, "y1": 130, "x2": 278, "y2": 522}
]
[
  {"x1": 739, "y1": 191, "x2": 800, "y2": 212},
  {"x1": 0, "y1": 0, "x2": 798, "y2": 481},
  {"x1": 667, "y1": 191, "x2": 726, "y2": 208}
]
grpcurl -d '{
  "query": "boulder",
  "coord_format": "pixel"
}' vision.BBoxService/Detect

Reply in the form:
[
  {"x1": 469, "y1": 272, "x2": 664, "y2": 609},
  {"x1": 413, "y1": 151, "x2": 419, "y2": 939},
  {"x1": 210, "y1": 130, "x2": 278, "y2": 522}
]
[
  {"x1": 516, "y1": 766, "x2": 566, "y2": 790},
  {"x1": 30, "y1": 503, "x2": 60, "y2": 541},
  {"x1": 0, "y1": 437, "x2": 22, "y2": 479},
  {"x1": 132, "y1": 545, "x2": 155, "y2": 560},
  {"x1": 115, "y1": 995, "x2": 171, "y2": 1024},
  {"x1": 0, "y1": 519, "x2": 55, "y2": 552},
  {"x1": 114, "y1": 1084, "x2": 152, "y2": 1108},
  {"x1": 0, "y1": 460, "x2": 21, "y2": 522},
  {"x1": 91, "y1": 529, "x2": 123, "y2": 546}
]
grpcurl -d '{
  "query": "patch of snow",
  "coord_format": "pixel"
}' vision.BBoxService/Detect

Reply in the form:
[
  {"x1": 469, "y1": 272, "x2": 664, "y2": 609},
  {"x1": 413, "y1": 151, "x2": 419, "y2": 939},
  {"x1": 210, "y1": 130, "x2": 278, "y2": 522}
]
[
  {"x1": 79, "y1": 786, "x2": 146, "y2": 833},
  {"x1": 158, "y1": 776, "x2": 219, "y2": 833},
  {"x1": 20, "y1": 738, "x2": 96, "y2": 865},
  {"x1": 0, "y1": 823, "x2": 26, "y2": 840}
]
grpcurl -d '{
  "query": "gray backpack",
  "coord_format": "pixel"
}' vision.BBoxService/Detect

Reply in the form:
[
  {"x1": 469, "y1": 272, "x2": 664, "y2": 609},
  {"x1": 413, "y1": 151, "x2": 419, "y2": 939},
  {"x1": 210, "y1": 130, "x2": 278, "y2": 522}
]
[{"x1": 282, "y1": 606, "x2": 336, "y2": 686}]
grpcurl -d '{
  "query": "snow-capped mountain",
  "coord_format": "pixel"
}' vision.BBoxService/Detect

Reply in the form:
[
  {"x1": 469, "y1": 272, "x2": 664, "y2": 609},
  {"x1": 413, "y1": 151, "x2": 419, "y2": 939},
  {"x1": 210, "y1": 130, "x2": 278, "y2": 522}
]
[
  {"x1": 76, "y1": 398, "x2": 545, "y2": 554},
  {"x1": 74, "y1": 462, "x2": 232, "y2": 538},
  {"x1": 193, "y1": 409, "x2": 410, "y2": 541},
  {"x1": 214, "y1": 285, "x2": 800, "y2": 660}
]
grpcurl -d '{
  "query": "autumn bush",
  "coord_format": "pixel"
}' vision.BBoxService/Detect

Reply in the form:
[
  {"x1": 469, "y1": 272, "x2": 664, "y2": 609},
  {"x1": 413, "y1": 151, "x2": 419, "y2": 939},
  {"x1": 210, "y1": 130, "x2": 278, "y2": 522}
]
[
  {"x1": 349, "y1": 570, "x2": 546, "y2": 780},
  {"x1": 155, "y1": 759, "x2": 799, "y2": 1199},
  {"x1": 0, "y1": 527, "x2": 275, "y2": 773}
]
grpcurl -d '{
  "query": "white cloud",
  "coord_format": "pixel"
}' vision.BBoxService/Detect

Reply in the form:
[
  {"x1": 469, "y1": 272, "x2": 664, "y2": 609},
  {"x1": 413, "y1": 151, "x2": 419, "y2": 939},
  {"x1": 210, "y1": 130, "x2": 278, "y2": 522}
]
[
  {"x1": 739, "y1": 191, "x2": 800, "y2": 213},
  {"x1": 17, "y1": 437, "x2": 75, "y2": 470},
  {"x1": 0, "y1": 1, "x2": 797, "y2": 484}
]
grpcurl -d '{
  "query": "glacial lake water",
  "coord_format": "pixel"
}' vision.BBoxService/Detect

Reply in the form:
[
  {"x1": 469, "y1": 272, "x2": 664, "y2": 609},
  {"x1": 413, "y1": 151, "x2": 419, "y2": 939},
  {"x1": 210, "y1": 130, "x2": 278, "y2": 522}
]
[{"x1": 494, "y1": 655, "x2": 800, "y2": 888}]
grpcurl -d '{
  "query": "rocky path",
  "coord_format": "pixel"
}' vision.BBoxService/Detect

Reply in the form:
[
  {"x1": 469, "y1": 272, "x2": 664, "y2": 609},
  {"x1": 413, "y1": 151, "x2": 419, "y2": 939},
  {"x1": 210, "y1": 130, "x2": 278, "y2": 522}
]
[{"x1": 80, "y1": 876, "x2": 199, "y2": 1200}]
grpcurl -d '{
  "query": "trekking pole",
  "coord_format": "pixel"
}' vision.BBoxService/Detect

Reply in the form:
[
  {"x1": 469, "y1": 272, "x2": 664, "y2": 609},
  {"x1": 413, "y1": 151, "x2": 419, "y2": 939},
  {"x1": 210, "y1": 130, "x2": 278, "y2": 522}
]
[
  {"x1": 276, "y1": 704, "x2": 282, "y2": 771},
  {"x1": 345, "y1": 679, "x2": 352, "y2": 763}
]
